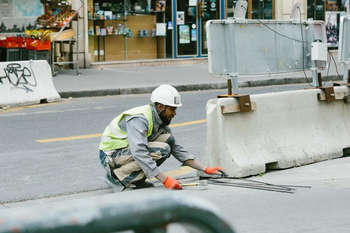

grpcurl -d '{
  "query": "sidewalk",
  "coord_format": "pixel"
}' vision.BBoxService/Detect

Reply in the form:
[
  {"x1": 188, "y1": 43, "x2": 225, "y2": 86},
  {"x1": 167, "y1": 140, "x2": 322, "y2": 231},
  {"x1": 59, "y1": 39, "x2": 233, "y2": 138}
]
[{"x1": 52, "y1": 58, "x2": 345, "y2": 98}]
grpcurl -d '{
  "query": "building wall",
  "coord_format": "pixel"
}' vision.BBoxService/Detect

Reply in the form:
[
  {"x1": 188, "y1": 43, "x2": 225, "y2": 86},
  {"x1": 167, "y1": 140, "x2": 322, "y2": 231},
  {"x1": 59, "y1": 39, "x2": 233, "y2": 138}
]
[
  {"x1": 0, "y1": 0, "x2": 43, "y2": 33},
  {"x1": 274, "y1": 0, "x2": 307, "y2": 20}
]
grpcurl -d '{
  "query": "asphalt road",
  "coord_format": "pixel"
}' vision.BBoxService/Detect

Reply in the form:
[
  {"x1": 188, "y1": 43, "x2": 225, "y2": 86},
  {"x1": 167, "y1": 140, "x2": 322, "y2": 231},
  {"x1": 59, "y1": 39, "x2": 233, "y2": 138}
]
[
  {"x1": 0, "y1": 84, "x2": 309, "y2": 203},
  {"x1": 1, "y1": 84, "x2": 350, "y2": 233}
]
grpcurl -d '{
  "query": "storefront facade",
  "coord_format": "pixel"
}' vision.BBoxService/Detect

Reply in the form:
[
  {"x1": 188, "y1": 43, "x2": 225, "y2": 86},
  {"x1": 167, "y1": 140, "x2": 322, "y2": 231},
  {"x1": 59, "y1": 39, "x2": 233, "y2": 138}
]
[
  {"x1": 307, "y1": 0, "x2": 348, "y2": 46},
  {"x1": 227, "y1": 0, "x2": 275, "y2": 19},
  {"x1": 87, "y1": 0, "x2": 347, "y2": 62},
  {"x1": 87, "y1": 0, "x2": 223, "y2": 62},
  {"x1": 0, "y1": 0, "x2": 348, "y2": 65}
]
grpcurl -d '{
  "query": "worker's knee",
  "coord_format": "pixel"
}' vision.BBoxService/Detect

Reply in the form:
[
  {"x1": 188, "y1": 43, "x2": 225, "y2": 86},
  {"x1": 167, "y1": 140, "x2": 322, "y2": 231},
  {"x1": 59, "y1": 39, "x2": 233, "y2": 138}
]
[
  {"x1": 165, "y1": 135, "x2": 175, "y2": 147},
  {"x1": 160, "y1": 143, "x2": 171, "y2": 158}
]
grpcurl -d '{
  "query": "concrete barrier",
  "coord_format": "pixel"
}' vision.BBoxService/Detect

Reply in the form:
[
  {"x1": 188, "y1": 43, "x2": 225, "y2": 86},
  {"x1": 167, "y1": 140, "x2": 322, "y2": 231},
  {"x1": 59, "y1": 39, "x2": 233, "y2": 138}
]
[
  {"x1": 203, "y1": 87, "x2": 350, "y2": 177},
  {"x1": 0, "y1": 60, "x2": 60, "y2": 107}
]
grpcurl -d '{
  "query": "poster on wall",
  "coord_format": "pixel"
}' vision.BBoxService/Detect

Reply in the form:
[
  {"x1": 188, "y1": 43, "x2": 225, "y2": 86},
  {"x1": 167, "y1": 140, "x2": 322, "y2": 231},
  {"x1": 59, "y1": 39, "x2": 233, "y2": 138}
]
[
  {"x1": 177, "y1": 11, "x2": 185, "y2": 25},
  {"x1": 179, "y1": 25, "x2": 190, "y2": 44},
  {"x1": 156, "y1": 23, "x2": 166, "y2": 36},
  {"x1": 326, "y1": 11, "x2": 346, "y2": 47},
  {"x1": 326, "y1": 11, "x2": 338, "y2": 45},
  {"x1": 189, "y1": 0, "x2": 197, "y2": 6},
  {"x1": 0, "y1": 0, "x2": 43, "y2": 32},
  {"x1": 191, "y1": 28, "x2": 197, "y2": 41}
]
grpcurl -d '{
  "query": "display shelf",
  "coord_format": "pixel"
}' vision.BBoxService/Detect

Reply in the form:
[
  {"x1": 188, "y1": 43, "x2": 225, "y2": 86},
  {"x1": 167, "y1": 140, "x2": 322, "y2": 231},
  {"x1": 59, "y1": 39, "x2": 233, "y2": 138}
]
[
  {"x1": 49, "y1": 1, "x2": 84, "y2": 76},
  {"x1": 38, "y1": 0, "x2": 78, "y2": 29},
  {"x1": 88, "y1": 18, "x2": 125, "y2": 21},
  {"x1": 89, "y1": 0, "x2": 166, "y2": 61},
  {"x1": 89, "y1": 35, "x2": 124, "y2": 36}
]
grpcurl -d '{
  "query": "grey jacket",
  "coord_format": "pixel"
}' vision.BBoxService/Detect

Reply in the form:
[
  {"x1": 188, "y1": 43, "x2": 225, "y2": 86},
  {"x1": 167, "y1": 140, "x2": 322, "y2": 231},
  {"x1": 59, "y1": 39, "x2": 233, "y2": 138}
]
[{"x1": 118, "y1": 104, "x2": 195, "y2": 178}]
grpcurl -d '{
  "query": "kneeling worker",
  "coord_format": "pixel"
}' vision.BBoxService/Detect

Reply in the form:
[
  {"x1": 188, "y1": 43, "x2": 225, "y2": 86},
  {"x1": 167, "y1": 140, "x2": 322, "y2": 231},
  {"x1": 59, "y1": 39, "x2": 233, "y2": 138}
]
[{"x1": 99, "y1": 84, "x2": 223, "y2": 190}]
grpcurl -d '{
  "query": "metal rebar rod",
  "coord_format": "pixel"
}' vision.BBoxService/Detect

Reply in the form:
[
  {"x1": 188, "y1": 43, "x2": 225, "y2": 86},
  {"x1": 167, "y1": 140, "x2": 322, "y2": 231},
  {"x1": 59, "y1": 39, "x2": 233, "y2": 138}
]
[
  {"x1": 208, "y1": 179, "x2": 295, "y2": 192},
  {"x1": 208, "y1": 181, "x2": 295, "y2": 194}
]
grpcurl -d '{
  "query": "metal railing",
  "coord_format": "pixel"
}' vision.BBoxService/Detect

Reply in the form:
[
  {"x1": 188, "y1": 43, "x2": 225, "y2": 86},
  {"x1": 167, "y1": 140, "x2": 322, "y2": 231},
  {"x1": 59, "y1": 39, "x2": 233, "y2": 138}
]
[{"x1": 0, "y1": 192, "x2": 235, "y2": 233}]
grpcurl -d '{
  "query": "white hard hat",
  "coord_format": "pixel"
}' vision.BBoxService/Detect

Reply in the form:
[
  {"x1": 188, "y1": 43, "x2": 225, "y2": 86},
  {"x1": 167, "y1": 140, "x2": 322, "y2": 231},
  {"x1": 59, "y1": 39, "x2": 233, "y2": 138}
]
[{"x1": 151, "y1": 84, "x2": 182, "y2": 107}]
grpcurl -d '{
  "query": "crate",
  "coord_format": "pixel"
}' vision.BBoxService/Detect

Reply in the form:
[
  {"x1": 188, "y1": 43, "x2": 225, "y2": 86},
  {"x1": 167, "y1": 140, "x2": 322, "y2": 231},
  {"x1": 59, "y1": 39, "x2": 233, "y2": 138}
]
[
  {"x1": 0, "y1": 39, "x2": 5, "y2": 48},
  {"x1": 0, "y1": 48, "x2": 29, "y2": 61},
  {"x1": 0, "y1": 48, "x2": 6, "y2": 61},
  {"x1": 6, "y1": 48, "x2": 21, "y2": 61},
  {"x1": 1, "y1": 37, "x2": 25, "y2": 48},
  {"x1": 28, "y1": 50, "x2": 50, "y2": 63},
  {"x1": 26, "y1": 38, "x2": 51, "y2": 51},
  {"x1": 35, "y1": 40, "x2": 51, "y2": 50},
  {"x1": 21, "y1": 48, "x2": 29, "y2": 60}
]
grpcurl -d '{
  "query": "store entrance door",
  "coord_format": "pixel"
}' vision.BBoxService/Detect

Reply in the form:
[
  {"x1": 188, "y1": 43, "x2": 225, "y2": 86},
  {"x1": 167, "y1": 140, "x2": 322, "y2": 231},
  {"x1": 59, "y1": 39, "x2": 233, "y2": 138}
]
[
  {"x1": 176, "y1": 0, "x2": 199, "y2": 56},
  {"x1": 175, "y1": 0, "x2": 220, "y2": 57},
  {"x1": 199, "y1": 0, "x2": 220, "y2": 55}
]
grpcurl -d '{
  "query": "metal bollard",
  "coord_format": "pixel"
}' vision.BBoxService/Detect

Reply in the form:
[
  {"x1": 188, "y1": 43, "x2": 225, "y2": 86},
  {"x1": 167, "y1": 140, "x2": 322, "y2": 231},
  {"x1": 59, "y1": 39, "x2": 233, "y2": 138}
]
[{"x1": 0, "y1": 192, "x2": 235, "y2": 233}]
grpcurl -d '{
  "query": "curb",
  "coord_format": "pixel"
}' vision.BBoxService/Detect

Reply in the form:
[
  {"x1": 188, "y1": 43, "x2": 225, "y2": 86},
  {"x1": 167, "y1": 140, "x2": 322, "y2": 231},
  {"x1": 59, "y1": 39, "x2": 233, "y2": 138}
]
[
  {"x1": 90, "y1": 57, "x2": 208, "y2": 69},
  {"x1": 58, "y1": 75, "x2": 343, "y2": 98}
]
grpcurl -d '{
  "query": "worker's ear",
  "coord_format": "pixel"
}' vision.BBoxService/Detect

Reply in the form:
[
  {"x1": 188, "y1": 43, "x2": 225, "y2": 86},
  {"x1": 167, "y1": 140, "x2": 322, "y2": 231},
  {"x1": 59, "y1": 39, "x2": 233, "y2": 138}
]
[{"x1": 156, "y1": 103, "x2": 165, "y2": 112}]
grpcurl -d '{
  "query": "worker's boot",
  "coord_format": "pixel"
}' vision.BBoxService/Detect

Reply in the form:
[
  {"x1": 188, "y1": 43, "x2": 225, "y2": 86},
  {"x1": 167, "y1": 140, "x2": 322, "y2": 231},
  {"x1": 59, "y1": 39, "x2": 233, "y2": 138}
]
[
  {"x1": 131, "y1": 177, "x2": 154, "y2": 189},
  {"x1": 104, "y1": 173, "x2": 124, "y2": 192}
]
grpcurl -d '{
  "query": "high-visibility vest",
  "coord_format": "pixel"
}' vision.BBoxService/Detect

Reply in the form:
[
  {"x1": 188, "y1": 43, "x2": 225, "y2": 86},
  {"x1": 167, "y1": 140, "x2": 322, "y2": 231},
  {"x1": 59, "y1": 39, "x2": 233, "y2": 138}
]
[{"x1": 99, "y1": 105, "x2": 153, "y2": 151}]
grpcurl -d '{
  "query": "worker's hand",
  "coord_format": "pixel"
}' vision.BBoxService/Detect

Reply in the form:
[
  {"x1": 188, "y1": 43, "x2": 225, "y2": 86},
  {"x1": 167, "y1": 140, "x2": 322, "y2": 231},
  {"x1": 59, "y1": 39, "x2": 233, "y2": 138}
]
[
  {"x1": 204, "y1": 166, "x2": 225, "y2": 175},
  {"x1": 162, "y1": 176, "x2": 182, "y2": 190}
]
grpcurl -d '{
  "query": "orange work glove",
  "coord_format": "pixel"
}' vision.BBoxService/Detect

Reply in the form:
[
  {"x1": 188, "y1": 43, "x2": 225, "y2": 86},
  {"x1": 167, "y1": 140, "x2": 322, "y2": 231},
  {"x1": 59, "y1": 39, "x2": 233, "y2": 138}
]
[
  {"x1": 204, "y1": 166, "x2": 225, "y2": 175},
  {"x1": 162, "y1": 176, "x2": 182, "y2": 190}
]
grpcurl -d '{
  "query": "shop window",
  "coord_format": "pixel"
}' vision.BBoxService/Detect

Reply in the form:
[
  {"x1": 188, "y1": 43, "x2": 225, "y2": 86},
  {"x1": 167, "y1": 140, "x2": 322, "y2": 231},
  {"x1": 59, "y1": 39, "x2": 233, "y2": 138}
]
[
  {"x1": 307, "y1": 0, "x2": 326, "y2": 20},
  {"x1": 227, "y1": 0, "x2": 248, "y2": 18},
  {"x1": 200, "y1": 0, "x2": 220, "y2": 55},
  {"x1": 307, "y1": 0, "x2": 345, "y2": 20},
  {"x1": 308, "y1": 0, "x2": 347, "y2": 47},
  {"x1": 89, "y1": 0, "x2": 169, "y2": 61},
  {"x1": 227, "y1": 0, "x2": 273, "y2": 19},
  {"x1": 176, "y1": 0, "x2": 197, "y2": 56},
  {"x1": 250, "y1": 0, "x2": 273, "y2": 19}
]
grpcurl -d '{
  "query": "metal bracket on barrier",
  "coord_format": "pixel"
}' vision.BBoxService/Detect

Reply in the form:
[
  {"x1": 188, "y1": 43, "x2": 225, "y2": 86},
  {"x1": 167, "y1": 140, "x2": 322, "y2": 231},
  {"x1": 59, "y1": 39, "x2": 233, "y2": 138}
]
[
  {"x1": 318, "y1": 87, "x2": 350, "y2": 103},
  {"x1": 218, "y1": 79, "x2": 255, "y2": 113},
  {"x1": 315, "y1": 72, "x2": 349, "y2": 102},
  {"x1": 317, "y1": 87, "x2": 336, "y2": 102},
  {"x1": 333, "y1": 82, "x2": 350, "y2": 87},
  {"x1": 218, "y1": 94, "x2": 254, "y2": 113}
]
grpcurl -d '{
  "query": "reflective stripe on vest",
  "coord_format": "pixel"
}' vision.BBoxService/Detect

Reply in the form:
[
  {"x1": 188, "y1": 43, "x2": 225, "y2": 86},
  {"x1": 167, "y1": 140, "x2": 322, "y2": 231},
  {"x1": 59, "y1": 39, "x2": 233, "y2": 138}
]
[{"x1": 99, "y1": 105, "x2": 153, "y2": 152}]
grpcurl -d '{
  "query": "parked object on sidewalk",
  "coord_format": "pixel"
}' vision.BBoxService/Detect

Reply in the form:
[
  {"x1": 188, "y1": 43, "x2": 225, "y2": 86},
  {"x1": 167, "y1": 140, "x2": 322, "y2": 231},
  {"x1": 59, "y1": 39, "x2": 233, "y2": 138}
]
[{"x1": 98, "y1": 84, "x2": 224, "y2": 191}]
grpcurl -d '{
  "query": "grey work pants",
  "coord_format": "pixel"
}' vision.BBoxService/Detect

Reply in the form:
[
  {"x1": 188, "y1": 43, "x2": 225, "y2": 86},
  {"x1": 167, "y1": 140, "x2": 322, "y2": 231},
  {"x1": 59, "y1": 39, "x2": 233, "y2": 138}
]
[{"x1": 106, "y1": 133, "x2": 174, "y2": 187}]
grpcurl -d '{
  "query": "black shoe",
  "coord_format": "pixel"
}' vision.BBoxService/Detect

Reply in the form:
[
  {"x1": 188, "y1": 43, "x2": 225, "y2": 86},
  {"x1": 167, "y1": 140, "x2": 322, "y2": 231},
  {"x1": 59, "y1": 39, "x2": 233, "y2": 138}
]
[{"x1": 132, "y1": 179, "x2": 154, "y2": 189}]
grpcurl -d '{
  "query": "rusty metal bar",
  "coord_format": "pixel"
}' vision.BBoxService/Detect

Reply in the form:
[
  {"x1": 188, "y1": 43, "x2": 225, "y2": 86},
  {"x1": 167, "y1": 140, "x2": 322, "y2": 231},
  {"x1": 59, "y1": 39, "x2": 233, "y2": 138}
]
[
  {"x1": 318, "y1": 73, "x2": 323, "y2": 88},
  {"x1": 228, "y1": 79, "x2": 232, "y2": 95}
]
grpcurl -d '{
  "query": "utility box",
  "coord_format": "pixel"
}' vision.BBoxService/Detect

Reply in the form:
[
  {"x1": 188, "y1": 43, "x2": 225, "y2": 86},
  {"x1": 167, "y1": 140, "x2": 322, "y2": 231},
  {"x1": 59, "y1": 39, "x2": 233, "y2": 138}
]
[
  {"x1": 311, "y1": 41, "x2": 327, "y2": 61},
  {"x1": 338, "y1": 15, "x2": 350, "y2": 63}
]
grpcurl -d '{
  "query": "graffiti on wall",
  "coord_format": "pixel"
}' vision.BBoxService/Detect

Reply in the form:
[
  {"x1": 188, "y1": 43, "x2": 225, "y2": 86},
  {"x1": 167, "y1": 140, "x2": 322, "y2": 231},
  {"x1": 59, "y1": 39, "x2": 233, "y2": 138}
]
[{"x1": 0, "y1": 63, "x2": 37, "y2": 91}]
